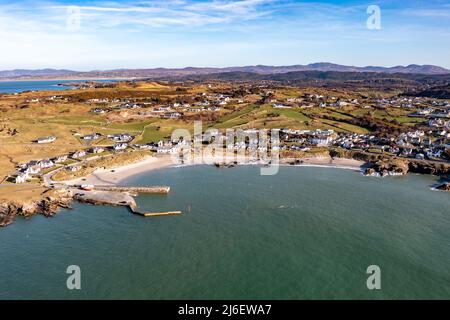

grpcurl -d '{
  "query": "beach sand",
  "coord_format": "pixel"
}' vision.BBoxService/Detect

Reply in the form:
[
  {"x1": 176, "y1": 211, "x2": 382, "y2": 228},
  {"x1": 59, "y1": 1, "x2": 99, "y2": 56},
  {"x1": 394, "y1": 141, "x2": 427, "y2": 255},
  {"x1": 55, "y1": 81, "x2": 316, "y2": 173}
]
[
  {"x1": 62, "y1": 153, "x2": 365, "y2": 186},
  {"x1": 63, "y1": 155, "x2": 175, "y2": 186},
  {"x1": 285, "y1": 156, "x2": 365, "y2": 170}
]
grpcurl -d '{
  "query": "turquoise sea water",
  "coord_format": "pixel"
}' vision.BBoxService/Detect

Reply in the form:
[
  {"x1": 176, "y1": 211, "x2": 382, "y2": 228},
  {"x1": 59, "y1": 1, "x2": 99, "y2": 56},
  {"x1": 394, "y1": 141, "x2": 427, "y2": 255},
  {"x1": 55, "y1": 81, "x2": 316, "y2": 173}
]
[
  {"x1": 0, "y1": 166, "x2": 449, "y2": 299},
  {"x1": 0, "y1": 80, "x2": 116, "y2": 94}
]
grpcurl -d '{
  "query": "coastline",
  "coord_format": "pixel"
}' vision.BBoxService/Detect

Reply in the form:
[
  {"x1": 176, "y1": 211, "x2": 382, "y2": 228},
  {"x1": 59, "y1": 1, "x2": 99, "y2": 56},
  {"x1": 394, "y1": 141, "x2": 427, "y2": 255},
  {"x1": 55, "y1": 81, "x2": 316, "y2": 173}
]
[
  {"x1": 0, "y1": 77, "x2": 135, "y2": 82},
  {"x1": 3, "y1": 154, "x2": 444, "y2": 228},
  {"x1": 63, "y1": 155, "x2": 175, "y2": 186},
  {"x1": 62, "y1": 155, "x2": 365, "y2": 186}
]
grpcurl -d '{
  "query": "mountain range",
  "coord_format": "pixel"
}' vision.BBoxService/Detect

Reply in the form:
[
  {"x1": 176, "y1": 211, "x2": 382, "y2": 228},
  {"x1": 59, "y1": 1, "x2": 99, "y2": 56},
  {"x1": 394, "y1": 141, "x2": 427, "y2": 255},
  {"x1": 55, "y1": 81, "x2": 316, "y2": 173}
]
[{"x1": 1, "y1": 63, "x2": 449, "y2": 80}]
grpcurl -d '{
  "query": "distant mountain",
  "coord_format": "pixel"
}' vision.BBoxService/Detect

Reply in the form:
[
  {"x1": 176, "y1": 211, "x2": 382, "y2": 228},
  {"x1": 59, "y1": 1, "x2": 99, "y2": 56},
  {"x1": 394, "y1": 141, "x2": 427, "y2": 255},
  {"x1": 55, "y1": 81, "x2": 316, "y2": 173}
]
[
  {"x1": 0, "y1": 63, "x2": 449, "y2": 80},
  {"x1": 177, "y1": 70, "x2": 450, "y2": 83},
  {"x1": 176, "y1": 70, "x2": 450, "y2": 92},
  {"x1": 0, "y1": 69, "x2": 77, "y2": 78},
  {"x1": 227, "y1": 63, "x2": 450, "y2": 75}
]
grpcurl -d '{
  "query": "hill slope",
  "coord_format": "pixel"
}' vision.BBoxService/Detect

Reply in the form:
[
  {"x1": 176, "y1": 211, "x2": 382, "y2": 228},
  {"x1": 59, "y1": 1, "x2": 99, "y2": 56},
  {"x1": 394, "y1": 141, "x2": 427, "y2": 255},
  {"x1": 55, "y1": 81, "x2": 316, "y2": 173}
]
[{"x1": 1, "y1": 63, "x2": 449, "y2": 80}]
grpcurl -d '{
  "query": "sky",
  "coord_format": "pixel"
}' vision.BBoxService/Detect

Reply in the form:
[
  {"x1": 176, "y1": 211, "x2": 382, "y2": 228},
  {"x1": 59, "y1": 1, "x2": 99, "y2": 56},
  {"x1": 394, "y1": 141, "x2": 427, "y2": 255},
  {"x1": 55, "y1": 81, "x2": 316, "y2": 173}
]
[{"x1": 0, "y1": 0, "x2": 449, "y2": 70}]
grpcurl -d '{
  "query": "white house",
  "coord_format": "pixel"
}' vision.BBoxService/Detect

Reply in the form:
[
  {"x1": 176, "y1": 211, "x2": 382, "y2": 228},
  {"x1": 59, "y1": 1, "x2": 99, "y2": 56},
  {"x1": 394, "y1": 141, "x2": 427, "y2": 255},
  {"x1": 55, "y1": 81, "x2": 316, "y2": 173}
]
[
  {"x1": 309, "y1": 135, "x2": 334, "y2": 147},
  {"x1": 90, "y1": 146, "x2": 105, "y2": 154},
  {"x1": 108, "y1": 133, "x2": 133, "y2": 143},
  {"x1": 37, "y1": 136, "x2": 56, "y2": 144},
  {"x1": 66, "y1": 165, "x2": 81, "y2": 172},
  {"x1": 273, "y1": 104, "x2": 292, "y2": 109},
  {"x1": 38, "y1": 159, "x2": 54, "y2": 169},
  {"x1": 160, "y1": 112, "x2": 181, "y2": 119},
  {"x1": 23, "y1": 166, "x2": 41, "y2": 175},
  {"x1": 113, "y1": 143, "x2": 128, "y2": 151},
  {"x1": 82, "y1": 133, "x2": 102, "y2": 141},
  {"x1": 53, "y1": 155, "x2": 68, "y2": 163},
  {"x1": 72, "y1": 151, "x2": 86, "y2": 159},
  {"x1": 14, "y1": 173, "x2": 28, "y2": 184},
  {"x1": 91, "y1": 108, "x2": 108, "y2": 114},
  {"x1": 157, "y1": 146, "x2": 179, "y2": 154}
]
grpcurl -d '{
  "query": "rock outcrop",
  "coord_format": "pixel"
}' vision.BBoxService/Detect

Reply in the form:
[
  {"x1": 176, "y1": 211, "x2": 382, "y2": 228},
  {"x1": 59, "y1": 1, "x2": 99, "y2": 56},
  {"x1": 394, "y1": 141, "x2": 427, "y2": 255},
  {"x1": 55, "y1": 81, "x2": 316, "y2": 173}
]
[
  {"x1": 365, "y1": 158, "x2": 409, "y2": 177},
  {"x1": 408, "y1": 161, "x2": 450, "y2": 175},
  {"x1": 331, "y1": 148, "x2": 450, "y2": 177},
  {"x1": 0, "y1": 189, "x2": 73, "y2": 227},
  {"x1": 436, "y1": 183, "x2": 450, "y2": 191}
]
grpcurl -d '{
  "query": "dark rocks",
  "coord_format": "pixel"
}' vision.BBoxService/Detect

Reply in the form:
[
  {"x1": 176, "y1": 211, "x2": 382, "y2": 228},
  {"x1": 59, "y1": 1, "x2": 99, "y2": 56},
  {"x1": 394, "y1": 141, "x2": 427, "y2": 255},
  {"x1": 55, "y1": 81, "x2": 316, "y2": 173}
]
[
  {"x1": 436, "y1": 183, "x2": 450, "y2": 191},
  {"x1": 408, "y1": 161, "x2": 450, "y2": 175},
  {"x1": 0, "y1": 203, "x2": 20, "y2": 227},
  {"x1": 0, "y1": 190, "x2": 73, "y2": 227},
  {"x1": 365, "y1": 158, "x2": 409, "y2": 176}
]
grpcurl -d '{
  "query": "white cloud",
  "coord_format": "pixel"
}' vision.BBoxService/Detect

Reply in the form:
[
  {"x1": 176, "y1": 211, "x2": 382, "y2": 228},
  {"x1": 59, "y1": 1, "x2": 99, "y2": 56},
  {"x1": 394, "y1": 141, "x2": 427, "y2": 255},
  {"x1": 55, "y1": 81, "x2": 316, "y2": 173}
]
[
  {"x1": 45, "y1": 0, "x2": 274, "y2": 28},
  {"x1": 0, "y1": 1, "x2": 449, "y2": 69},
  {"x1": 401, "y1": 9, "x2": 450, "y2": 18}
]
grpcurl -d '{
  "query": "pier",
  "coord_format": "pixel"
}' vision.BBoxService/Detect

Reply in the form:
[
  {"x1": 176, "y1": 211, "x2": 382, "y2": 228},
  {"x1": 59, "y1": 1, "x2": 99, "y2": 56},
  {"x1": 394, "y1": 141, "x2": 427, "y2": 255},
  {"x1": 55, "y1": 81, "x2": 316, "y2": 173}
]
[
  {"x1": 128, "y1": 204, "x2": 183, "y2": 217},
  {"x1": 91, "y1": 185, "x2": 171, "y2": 194},
  {"x1": 73, "y1": 190, "x2": 137, "y2": 207},
  {"x1": 71, "y1": 185, "x2": 182, "y2": 217}
]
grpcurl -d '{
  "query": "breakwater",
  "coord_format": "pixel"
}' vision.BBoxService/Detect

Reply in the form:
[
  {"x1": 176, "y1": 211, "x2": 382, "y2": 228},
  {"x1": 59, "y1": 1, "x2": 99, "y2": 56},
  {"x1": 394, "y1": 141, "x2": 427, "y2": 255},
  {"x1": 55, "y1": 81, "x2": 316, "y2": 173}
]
[
  {"x1": 73, "y1": 185, "x2": 181, "y2": 218},
  {"x1": 91, "y1": 186, "x2": 171, "y2": 194}
]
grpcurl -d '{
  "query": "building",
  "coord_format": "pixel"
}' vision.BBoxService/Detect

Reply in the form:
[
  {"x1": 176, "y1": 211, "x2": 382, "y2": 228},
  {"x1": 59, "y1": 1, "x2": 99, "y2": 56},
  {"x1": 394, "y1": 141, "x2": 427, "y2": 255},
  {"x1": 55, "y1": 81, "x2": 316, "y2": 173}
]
[
  {"x1": 309, "y1": 135, "x2": 334, "y2": 147},
  {"x1": 37, "y1": 136, "x2": 56, "y2": 144},
  {"x1": 23, "y1": 166, "x2": 41, "y2": 175},
  {"x1": 90, "y1": 146, "x2": 105, "y2": 154},
  {"x1": 160, "y1": 112, "x2": 181, "y2": 119},
  {"x1": 53, "y1": 155, "x2": 68, "y2": 163},
  {"x1": 38, "y1": 159, "x2": 54, "y2": 169},
  {"x1": 133, "y1": 144, "x2": 152, "y2": 150},
  {"x1": 157, "y1": 146, "x2": 179, "y2": 154},
  {"x1": 82, "y1": 133, "x2": 102, "y2": 141},
  {"x1": 91, "y1": 108, "x2": 107, "y2": 114},
  {"x1": 14, "y1": 173, "x2": 28, "y2": 184},
  {"x1": 108, "y1": 134, "x2": 133, "y2": 143},
  {"x1": 273, "y1": 104, "x2": 292, "y2": 109},
  {"x1": 113, "y1": 143, "x2": 128, "y2": 151},
  {"x1": 72, "y1": 151, "x2": 86, "y2": 159}
]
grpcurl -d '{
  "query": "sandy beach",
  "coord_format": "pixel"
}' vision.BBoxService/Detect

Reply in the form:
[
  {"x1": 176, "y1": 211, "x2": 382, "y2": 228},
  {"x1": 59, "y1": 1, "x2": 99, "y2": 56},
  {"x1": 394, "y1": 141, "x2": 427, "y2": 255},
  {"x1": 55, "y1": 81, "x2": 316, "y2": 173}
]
[
  {"x1": 282, "y1": 156, "x2": 365, "y2": 171},
  {"x1": 63, "y1": 155, "x2": 175, "y2": 186},
  {"x1": 62, "y1": 153, "x2": 365, "y2": 186}
]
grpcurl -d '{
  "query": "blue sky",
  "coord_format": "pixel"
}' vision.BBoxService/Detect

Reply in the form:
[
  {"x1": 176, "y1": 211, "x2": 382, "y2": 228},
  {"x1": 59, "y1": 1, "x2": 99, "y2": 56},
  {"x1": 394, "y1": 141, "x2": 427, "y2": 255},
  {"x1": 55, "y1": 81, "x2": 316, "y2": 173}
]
[{"x1": 0, "y1": 0, "x2": 449, "y2": 70}]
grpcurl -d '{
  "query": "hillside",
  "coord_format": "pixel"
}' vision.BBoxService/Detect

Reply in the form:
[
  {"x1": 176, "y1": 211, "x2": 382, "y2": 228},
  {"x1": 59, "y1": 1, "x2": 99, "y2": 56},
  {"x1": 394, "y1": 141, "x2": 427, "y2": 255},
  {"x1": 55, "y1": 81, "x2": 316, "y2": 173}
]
[
  {"x1": 405, "y1": 84, "x2": 450, "y2": 99},
  {"x1": 1, "y1": 63, "x2": 449, "y2": 80}
]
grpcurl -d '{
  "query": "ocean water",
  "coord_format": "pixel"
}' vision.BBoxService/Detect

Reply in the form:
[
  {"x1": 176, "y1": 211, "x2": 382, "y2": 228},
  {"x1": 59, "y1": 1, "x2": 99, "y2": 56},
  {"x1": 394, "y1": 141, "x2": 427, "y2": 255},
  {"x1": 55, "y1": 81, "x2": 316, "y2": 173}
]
[
  {"x1": 0, "y1": 79, "x2": 116, "y2": 94},
  {"x1": 0, "y1": 166, "x2": 449, "y2": 299}
]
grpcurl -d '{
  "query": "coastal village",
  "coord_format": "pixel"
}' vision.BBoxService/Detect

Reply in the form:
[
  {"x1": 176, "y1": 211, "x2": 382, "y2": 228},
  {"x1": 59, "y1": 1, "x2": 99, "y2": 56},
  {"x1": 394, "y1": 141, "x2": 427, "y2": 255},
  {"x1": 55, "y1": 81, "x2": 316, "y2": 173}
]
[
  {"x1": 6, "y1": 83, "x2": 450, "y2": 183},
  {"x1": 1, "y1": 80, "x2": 449, "y2": 226}
]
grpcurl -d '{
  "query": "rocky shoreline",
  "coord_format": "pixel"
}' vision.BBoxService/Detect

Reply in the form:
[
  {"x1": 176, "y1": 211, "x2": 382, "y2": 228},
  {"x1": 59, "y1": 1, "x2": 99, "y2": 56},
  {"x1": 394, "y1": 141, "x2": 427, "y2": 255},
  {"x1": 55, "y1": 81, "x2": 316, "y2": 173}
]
[
  {"x1": 436, "y1": 182, "x2": 450, "y2": 191},
  {"x1": 330, "y1": 148, "x2": 450, "y2": 177},
  {"x1": 0, "y1": 189, "x2": 73, "y2": 227},
  {"x1": 1, "y1": 152, "x2": 448, "y2": 227},
  {"x1": 0, "y1": 185, "x2": 173, "y2": 227},
  {"x1": 363, "y1": 158, "x2": 409, "y2": 177}
]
